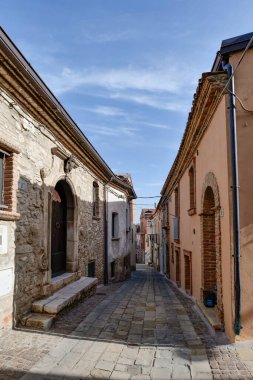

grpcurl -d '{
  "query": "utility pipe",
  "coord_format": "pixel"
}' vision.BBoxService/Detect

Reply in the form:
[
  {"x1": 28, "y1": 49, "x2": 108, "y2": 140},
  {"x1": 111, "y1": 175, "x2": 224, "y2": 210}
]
[
  {"x1": 223, "y1": 62, "x2": 241, "y2": 335},
  {"x1": 103, "y1": 183, "x2": 109, "y2": 285}
]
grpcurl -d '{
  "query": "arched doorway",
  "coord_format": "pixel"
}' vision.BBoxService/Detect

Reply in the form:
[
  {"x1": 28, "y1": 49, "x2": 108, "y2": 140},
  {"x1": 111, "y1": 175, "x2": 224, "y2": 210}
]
[
  {"x1": 201, "y1": 172, "x2": 223, "y2": 322},
  {"x1": 203, "y1": 186, "x2": 216, "y2": 291},
  {"x1": 51, "y1": 180, "x2": 74, "y2": 278}
]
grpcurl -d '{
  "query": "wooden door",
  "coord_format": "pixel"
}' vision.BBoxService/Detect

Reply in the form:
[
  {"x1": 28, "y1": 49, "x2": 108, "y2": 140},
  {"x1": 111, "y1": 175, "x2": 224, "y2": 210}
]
[{"x1": 51, "y1": 183, "x2": 66, "y2": 277}]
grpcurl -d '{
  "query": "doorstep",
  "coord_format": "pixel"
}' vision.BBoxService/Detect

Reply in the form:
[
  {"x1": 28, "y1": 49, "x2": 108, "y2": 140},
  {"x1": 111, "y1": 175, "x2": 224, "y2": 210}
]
[
  {"x1": 21, "y1": 276, "x2": 98, "y2": 330},
  {"x1": 50, "y1": 272, "x2": 78, "y2": 292},
  {"x1": 197, "y1": 301, "x2": 223, "y2": 330}
]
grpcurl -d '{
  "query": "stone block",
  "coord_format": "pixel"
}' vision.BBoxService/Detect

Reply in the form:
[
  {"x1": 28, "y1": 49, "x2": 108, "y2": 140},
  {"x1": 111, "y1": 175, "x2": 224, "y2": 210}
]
[{"x1": 25, "y1": 313, "x2": 55, "y2": 330}]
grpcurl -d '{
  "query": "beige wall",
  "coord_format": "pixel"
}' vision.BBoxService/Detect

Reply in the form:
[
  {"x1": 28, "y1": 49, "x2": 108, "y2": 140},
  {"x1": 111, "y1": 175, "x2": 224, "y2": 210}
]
[
  {"x1": 230, "y1": 49, "x2": 253, "y2": 340},
  {"x1": 168, "y1": 98, "x2": 234, "y2": 340}
]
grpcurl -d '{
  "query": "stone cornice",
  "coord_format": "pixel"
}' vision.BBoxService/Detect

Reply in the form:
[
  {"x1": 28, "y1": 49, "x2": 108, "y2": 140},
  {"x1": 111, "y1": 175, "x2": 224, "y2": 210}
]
[{"x1": 160, "y1": 72, "x2": 228, "y2": 197}]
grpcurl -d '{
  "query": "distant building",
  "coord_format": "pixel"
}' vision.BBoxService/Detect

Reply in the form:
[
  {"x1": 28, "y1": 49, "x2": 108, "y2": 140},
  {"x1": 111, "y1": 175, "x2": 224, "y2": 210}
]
[
  {"x1": 135, "y1": 224, "x2": 142, "y2": 263},
  {"x1": 139, "y1": 209, "x2": 155, "y2": 264}
]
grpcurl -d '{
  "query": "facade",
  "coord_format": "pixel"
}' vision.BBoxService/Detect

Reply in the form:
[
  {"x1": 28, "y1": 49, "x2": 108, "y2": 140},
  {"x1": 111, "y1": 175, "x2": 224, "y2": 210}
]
[
  {"x1": 135, "y1": 224, "x2": 143, "y2": 263},
  {"x1": 0, "y1": 28, "x2": 136, "y2": 332},
  {"x1": 157, "y1": 32, "x2": 253, "y2": 342},
  {"x1": 107, "y1": 176, "x2": 136, "y2": 282},
  {"x1": 139, "y1": 209, "x2": 155, "y2": 264}
]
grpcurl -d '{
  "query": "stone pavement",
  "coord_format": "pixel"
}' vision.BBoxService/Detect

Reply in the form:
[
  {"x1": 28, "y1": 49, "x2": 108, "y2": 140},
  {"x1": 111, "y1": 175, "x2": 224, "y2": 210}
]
[{"x1": 0, "y1": 266, "x2": 252, "y2": 379}]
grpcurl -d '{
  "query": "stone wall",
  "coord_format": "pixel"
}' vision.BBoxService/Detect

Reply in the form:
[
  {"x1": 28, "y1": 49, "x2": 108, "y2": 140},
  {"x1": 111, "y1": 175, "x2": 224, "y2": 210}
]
[{"x1": 0, "y1": 88, "x2": 105, "y2": 326}]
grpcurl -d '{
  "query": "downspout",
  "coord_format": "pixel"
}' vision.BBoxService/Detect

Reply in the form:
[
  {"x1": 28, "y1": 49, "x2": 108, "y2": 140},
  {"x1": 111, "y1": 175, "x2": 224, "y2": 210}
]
[
  {"x1": 103, "y1": 183, "x2": 109, "y2": 285},
  {"x1": 223, "y1": 62, "x2": 241, "y2": 335}
]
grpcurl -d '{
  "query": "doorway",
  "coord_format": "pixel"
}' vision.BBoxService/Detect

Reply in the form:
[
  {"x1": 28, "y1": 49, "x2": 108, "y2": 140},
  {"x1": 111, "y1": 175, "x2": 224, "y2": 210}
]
[{"x1": 51, "y1": 180, "x2": 75, "y2": 277}]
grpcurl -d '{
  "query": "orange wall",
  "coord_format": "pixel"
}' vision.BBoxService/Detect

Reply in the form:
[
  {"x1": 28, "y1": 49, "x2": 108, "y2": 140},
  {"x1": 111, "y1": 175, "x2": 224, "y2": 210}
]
[
  {"x1": 169, "y1": 97, "x2": 234, "y2": 340},
  {"x1": 230, "y1": 49, "x2": 253, "y2": 340}
]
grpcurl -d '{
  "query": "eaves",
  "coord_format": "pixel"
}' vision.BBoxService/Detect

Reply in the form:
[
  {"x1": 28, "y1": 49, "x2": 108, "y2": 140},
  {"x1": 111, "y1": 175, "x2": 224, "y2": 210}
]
[{"x1": 161, "y1": 71, "x2": 228, "y2": 196}]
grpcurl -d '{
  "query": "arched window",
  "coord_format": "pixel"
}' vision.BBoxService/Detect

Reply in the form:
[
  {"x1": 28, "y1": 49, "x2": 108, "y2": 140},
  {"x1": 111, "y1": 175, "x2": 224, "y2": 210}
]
[{"x1": 92, "y1": 182, "x2": 99, "y2": 217}]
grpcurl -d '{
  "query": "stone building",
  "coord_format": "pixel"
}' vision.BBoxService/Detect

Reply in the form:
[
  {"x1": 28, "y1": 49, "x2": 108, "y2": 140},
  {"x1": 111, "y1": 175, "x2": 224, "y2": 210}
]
[
  {"x1": 156, "y1": 32, "x2": 253, "y2": 342},
  {"x1": 0, "y1": 28, "x2": 136, "y2": 332}
]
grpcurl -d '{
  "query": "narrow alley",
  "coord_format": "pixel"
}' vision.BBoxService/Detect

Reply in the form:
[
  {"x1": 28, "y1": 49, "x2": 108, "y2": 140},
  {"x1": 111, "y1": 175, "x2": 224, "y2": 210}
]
[{"x1": 0, "y1": 266, "x2": 252, "y2": 380}]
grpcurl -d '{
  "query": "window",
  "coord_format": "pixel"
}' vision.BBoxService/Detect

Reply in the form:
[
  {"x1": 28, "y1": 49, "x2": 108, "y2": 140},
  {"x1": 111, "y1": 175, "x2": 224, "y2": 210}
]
[
  {"x1": 112, "y1": 212, "x2": 119, "y2": 239},
  {"x1": 0, "y1": 142, "x2": 19, "y2": 220},
  {"x1": 111, "y1": 261, "x2": 115, "y2": 278},
  {"x1": 188, "y1": 162, "x2": 196, "y2": 215},
  {"x1": 88, "y1": 260, "x2": 96, "y2": 277},
  {"x1": 92, "y1": 182, "x2": 99, "y2": 217}
]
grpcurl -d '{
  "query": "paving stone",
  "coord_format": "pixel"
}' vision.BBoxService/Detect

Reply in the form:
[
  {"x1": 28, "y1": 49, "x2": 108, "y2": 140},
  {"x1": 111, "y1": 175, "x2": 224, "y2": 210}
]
[
  {"x1": 154, "y1": 358, "x2": 173, "y2": 368},
  {"x1": 81, "y1": 349, "x2": 102, "y2": 362},
  {"x1": 3, "y1": 268, "x2": 253, "y2": 380},
  {"x1": 151, "y1": 366, "x2": 172, "y2": 379},
  {"x1": 155, "y1": 349, "x2": 173, "y2": 360},
  {"x1": 90, "y1": 368, "x2": 111, "y2": 378},
  {"x1": 171, "y1": 364, "x2": 191, "y2": 379},
  {"x1": 115, "y1": 363, "x2": 128, "y2": 372},
  {"x1": 135, "y1": 349, "x2": 155, "y2": 366},
  {"x1": 121, "y1": 346, "x2": 139, "y2": 359},
  {"x1": 110, "y1": 370, "x2": 131, "y2": 379},
  {"x1": 118, "y1": 356, "x2": 135, "y2": 366}
]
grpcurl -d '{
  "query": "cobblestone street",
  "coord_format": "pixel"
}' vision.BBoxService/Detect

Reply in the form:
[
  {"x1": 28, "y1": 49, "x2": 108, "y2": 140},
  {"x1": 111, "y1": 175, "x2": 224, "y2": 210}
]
[{"x1": 1, "y1": 266, "x2": 253, "y2": 379}]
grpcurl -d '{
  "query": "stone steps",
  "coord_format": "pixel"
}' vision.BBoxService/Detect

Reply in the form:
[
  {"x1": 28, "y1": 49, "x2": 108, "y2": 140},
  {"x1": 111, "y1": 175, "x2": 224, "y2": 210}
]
[{"x1": 21, "y1": 276, "x2": 98, "y2": 330}]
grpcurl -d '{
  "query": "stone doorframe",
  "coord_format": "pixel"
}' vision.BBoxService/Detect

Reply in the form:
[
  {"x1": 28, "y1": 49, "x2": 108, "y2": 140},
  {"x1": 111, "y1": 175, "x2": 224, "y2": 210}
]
[
  {"x1": 200, "y1": 172, "x2": 223, "y2": 322},
  {"x1": 47, "y1": 176, "x2": 78, "y2": 281}
]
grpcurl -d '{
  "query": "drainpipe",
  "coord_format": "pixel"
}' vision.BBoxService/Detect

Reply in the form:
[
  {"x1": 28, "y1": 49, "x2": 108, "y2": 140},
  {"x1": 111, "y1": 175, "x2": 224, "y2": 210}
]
[
  {"x1": 223, "y1": 62, "x2": 241, "y2": 335},
  {"x1": 103, "y1": 183, "x2": 108, "y2": 285}
]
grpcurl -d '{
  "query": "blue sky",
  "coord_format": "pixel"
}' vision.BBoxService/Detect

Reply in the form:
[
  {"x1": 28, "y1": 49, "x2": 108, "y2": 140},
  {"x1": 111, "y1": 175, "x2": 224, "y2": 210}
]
[{"x1": 1, "y1": 1, "x2": 253, "y2": 221}]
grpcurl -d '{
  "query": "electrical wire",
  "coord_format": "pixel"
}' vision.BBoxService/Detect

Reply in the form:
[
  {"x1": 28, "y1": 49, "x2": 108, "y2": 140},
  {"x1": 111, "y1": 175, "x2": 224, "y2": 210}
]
[
  {"x1": 137, "y1": 196, "x2": 161, "y2": 198},
  {"x1": 211, "y1": 35, "x2": 253, "y2": 117},
  {"x1": 229, "y1": 90, "x2": 253, "y2": 113}
]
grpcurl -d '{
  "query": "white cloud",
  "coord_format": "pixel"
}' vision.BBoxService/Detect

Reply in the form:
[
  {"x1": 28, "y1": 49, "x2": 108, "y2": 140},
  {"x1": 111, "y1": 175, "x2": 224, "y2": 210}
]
[
  {"x1": 137, "y1": 121, "x2": 172, "y2": 130},
  {"x1": 81, "y1": 123, "x2": 137, "y2": 138},
  {"x1": 109, "y1": 92, "x2": 188, "y2": 112},
  {"x1": 45, "y1": 63, "x2": 197, "y2": 96},
  {"x1": 81, "y1": 105, "x2": 126, "y2": 117}
]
